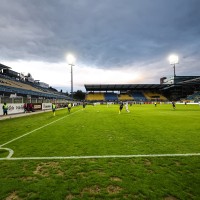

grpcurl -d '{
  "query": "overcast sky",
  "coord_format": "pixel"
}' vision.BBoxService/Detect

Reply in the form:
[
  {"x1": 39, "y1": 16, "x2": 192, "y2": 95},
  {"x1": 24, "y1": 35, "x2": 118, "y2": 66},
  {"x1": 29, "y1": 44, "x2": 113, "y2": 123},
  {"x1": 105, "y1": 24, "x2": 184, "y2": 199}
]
[{"x1": 1, "y1": 0, "x2": 200, "y2": 92}]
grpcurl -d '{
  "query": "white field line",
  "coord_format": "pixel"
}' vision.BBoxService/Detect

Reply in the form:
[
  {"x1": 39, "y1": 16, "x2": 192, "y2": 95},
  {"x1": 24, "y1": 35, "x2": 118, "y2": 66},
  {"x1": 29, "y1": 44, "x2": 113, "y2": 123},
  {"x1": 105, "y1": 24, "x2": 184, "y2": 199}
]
[
  {"x1": 0, "y1": 148, "x2": 14, "y2": 158},
  {"x1": 0, "y1": 153, "x2": 200, "y2": 161},
  {"x1": 0, "y1": 109, "x2": 82, "y2": 148}
]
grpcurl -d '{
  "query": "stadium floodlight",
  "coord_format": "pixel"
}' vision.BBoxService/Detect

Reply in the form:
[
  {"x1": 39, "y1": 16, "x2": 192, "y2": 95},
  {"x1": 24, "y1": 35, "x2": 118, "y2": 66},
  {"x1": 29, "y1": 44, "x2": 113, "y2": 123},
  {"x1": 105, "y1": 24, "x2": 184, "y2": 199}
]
[
  {"x1": 169, "y1": 54, "x2": 179, "y2": 77},
  {"x1": 66, "y1": 54, "x2": 76, "y2": 99}
]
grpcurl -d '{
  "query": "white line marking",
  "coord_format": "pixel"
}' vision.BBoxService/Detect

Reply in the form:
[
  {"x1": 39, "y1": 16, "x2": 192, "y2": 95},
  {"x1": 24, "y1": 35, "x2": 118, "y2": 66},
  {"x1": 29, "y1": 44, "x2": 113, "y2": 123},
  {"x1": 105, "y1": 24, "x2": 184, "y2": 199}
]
[
  {"x1": 0, "y1": 148, "x2": 14, "y2": 158},
  {"x1": 0, "y1": 109, "x2": 82, "y2": 148},
  {"x1": 0, "y1": 153, "x2": 200, "y2": 161}
]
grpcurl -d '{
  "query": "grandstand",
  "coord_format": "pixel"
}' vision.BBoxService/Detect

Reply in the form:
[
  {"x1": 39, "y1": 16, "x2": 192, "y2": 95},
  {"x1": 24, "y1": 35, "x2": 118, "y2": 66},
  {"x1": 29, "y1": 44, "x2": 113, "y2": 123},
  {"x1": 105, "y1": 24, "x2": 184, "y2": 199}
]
[
  {"x1": 0, "y1": 76, "x2": 43, "y2": 92},
  {"x1": 131, "y1": 91, "x2": 146, "y2": 101},
  {"x1": 84, "y1": 84, "x2": 168, "y2": 102},
  {"x1": 104, "y1": 93, "x2": 118, "y2": 101},
  {"x1": 186, "y1": 91, "x2": 200, "y2": 102},
  {"x1": 160, "y1": 76, "x2": 200, "y2": 101},
  {"x1": 84, "y1": 76, "x2": 200, "y2": 102},
  {"x1": 143, "y1": 91, "x2": 168, "y2": 101},
  {"x1": 85, "y1": 93, "x2": 105, "y2": 101},
  {"x1": 0, "y1": 63, "x2": 70, "y2": 100},
  {"x1": 118, "y1": 93, "x2": 134, "y2": 101}
]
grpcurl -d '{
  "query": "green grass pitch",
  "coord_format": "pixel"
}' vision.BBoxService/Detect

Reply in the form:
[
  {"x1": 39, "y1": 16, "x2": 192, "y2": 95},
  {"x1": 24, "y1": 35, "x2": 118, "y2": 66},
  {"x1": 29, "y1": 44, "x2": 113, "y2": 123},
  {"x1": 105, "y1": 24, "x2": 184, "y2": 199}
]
[{"x1": 0, "y1": 104, "x2": 200, "y2": 199}]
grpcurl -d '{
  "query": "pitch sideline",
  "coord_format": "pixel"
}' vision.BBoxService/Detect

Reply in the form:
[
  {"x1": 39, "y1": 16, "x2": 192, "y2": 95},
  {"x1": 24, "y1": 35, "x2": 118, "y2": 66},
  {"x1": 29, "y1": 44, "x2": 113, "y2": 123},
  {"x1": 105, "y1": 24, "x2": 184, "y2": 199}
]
[{"x1": 0, "y1": 153, "x2": 200, "y2": 161}]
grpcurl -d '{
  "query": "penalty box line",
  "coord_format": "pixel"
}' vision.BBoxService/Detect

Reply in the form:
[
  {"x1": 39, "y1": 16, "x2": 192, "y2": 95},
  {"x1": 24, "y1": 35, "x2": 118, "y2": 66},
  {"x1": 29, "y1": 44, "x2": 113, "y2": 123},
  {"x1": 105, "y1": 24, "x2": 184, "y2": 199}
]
[
  {"x1": 0, "y1": 109, "x2": 82, "y2": 148},
  {"x1": 1, "y1": 153, "x2": 200, "y2": 161}
]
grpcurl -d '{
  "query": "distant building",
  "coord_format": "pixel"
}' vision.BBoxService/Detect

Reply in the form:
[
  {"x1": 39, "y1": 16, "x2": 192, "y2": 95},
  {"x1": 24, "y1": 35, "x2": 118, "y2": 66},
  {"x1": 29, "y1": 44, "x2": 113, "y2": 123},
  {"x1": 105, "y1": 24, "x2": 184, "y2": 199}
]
[{"x1": 160, "y1": 77, "x2": 167, "y2": 84}]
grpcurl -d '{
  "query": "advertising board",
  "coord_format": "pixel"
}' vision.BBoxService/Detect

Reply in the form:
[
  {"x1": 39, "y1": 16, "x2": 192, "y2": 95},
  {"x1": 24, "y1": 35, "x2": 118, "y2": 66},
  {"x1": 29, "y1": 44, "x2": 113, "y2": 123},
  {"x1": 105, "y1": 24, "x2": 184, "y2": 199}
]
[{"x1": 0, "y1": 103, "x2": 24, "y2": 115}]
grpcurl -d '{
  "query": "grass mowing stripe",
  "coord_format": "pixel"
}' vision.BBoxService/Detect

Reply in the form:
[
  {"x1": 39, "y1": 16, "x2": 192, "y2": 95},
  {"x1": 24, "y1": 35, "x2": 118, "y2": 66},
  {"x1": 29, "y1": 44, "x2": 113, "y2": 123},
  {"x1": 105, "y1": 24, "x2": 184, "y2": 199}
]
[
  {"x1": 0, "y1": 153, "x2": 200, "y2": 160},
  {"x1": 0, "y1": 109, "x2": 82, "y2": 148}
]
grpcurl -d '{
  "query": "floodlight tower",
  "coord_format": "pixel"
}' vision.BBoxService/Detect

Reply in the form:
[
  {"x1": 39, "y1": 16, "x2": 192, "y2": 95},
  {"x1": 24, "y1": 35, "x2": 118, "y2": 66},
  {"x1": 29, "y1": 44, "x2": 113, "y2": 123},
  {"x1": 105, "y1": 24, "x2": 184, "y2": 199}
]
[
  {"x1": 169, "y1": 54, "x2": 179, "y2": 77},
  {"x1": 66, "y1": 54, "x2": 76, "y2": 99}
]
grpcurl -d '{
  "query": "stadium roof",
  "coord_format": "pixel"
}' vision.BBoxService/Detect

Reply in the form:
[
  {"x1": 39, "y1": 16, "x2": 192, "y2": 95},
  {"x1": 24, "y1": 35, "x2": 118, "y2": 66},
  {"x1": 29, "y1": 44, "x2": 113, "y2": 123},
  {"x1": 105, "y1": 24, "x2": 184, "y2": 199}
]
[
  {"x1": 179, "y1": 77, "x2": 200, "y2": 85},
  {"x1": 84, "y1": 84, "x2": 167, "y2": 91},
  {"x1": 0, "y1": 63, "x2": 11, "y2": 70}
]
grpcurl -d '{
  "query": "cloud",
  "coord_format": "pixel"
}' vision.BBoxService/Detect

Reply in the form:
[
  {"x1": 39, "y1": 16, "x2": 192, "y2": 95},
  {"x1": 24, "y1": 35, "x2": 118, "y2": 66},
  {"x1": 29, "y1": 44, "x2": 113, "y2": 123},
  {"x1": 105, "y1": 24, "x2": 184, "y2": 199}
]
[{"x1": 0, "y1": 0, "x2": 200, "y2": 90}]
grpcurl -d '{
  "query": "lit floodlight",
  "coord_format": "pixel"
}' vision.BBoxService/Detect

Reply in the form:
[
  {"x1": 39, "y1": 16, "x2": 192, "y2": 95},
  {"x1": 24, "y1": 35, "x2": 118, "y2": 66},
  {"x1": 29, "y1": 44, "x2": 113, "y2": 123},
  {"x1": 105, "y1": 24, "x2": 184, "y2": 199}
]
[
  {"x1": 66, "y1": 54, "x2": 76, "y2": 65},
  {"x1": 169, "y1": 54, "x2": 179, "y2": 65}
]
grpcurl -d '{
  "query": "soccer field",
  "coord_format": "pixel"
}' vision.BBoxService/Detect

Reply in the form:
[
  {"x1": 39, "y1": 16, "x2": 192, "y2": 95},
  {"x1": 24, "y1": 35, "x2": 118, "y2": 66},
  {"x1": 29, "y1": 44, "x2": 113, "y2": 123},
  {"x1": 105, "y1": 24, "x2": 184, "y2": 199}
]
[{"x1": 0, "y1": 104, "x2": 200, "y2": 199}]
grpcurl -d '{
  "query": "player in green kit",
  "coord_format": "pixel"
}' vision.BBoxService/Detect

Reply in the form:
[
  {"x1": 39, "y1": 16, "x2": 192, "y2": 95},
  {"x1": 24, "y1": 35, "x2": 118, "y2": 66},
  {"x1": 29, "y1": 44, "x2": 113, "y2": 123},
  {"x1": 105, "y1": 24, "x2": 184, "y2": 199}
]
[
  {"x1": 2, "y1": 102, "x2": 8, "y2": 115},
  {"x1": 68, "y1": 103, "x2": 72, "y2": 113},
  {"x1": 52, "y1": 103, "x2": 56, "y2": 116}
]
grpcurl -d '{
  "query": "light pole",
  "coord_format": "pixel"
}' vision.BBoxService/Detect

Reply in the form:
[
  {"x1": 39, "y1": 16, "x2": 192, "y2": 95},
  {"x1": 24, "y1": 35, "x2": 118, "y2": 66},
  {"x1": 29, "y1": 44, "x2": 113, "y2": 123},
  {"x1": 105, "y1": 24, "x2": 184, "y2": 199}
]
[
  {"x1": 169, "y1": 54, "x2": 179, "y2": 77},
  {"x1": 66, "y1": 54, "x2": 76, "y2": 99}
]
